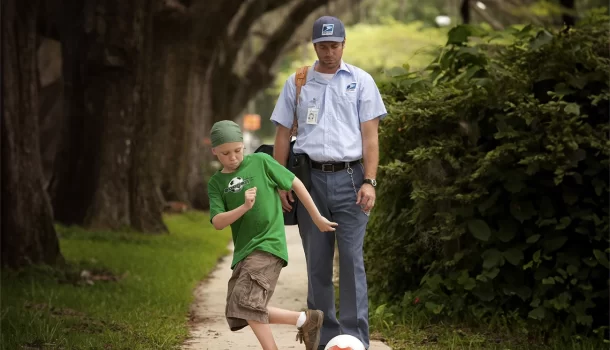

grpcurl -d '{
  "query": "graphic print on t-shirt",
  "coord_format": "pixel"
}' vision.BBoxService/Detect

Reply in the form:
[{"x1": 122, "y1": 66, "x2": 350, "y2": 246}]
[{"x1": 224, "y1": 176, "x2": 253, "y2": 193}]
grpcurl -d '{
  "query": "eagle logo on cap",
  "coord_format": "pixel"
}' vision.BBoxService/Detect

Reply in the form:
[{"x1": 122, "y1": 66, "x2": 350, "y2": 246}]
[{"x1": 321, "y1": 23, "x2": 334, "y2": 36}]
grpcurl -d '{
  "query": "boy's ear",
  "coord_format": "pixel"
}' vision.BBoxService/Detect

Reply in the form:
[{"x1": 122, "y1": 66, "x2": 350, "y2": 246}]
[{"x1": 211, "y1": 147, "x2": 217, "y2": 155}]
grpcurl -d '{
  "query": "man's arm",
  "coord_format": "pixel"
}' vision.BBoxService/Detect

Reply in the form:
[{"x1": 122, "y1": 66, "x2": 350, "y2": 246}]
[
  {"x1": 211, "y1": 205, "x2": 249, "y2": 230},
  {"x1": 361, "y1": 118, "x2": 380, "y2": 180},
  {"x1": 273, "y1": 124, "x2": 296, "y2": 211},
  {"x1": 273, "y1": 124, "x2": 292, "y2": 166},
  {"x1": 270, "y1": 73, "x2": 296, "y2": 167}
]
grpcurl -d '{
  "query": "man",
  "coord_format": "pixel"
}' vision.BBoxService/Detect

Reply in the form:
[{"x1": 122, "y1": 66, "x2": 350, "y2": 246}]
[{"x1": 270, "y1": 15, "x2": 387, "y2": 350}]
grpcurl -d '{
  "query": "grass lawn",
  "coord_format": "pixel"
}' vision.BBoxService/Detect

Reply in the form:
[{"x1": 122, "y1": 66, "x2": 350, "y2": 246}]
[
  {"x1": 373, "y1": 323, "x2": 605, "y2": 350},
  {"x1": 1, "y1": 211, "x2": 231, "y2": 350},
  {"x1": 369, "y1": 304, "x2": 607, "y2": 350}
]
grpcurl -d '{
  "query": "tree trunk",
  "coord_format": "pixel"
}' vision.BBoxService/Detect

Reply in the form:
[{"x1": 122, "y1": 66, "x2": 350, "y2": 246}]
[
  {"x1": 1, "y1": 0, "x2": 64, "y2": 268},
  {"x1": 156, "y1": 18, "x2": 196, "y2": 206},
  {"x1": 49, "y1": 0, "x2": 98, "y2": 225},
  {"x1": 559, "y1": 0, "x2": 575, "y2": 27},
  {"x1": 50, "y1": 0, "x2": 167, "y2": 232},
  {"x1": 185, "y1": 61, "x2": 210, "y2": 210},
  {"x1": 84, "y1": 0, "x2": 167, "y2": 232},
  {"x1": 130, "y1": 2, "x2": 167, "y2": 233},
  {"x1": 460, "y1": 0, "x2": 470, "y2": 24},
  {"x1": 37, "y1": 37, "x2": 64, "y2": 189}
]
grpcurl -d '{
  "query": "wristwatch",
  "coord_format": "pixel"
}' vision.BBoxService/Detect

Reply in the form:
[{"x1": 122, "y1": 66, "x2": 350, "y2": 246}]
[{"x1": 363, "y1": 178, "x2": 377, "y2": 187}]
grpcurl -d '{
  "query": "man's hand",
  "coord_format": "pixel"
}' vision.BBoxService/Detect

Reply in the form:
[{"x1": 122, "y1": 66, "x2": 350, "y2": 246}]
[
  {"x1": 278, "y1": 189, "x2": 295, "y2": 212},
  {"x1": 314, "y1": 215, "x2": 338, "y2": 232},
  {"x1": 244, "y1": 187, "x2": 257, "y2": 210},
  {"x1": 356, "y1": 184, "x2": 376, "y2": 213}
]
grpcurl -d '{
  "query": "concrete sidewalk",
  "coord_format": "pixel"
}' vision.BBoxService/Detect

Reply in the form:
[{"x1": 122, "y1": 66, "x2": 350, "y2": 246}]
[{"x1": 183, "y1": 225, "x2": 391, "y2": 350}]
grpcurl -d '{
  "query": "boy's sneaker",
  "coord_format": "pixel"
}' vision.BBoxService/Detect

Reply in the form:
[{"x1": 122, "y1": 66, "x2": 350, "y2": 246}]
[{"x1": 295, "y1": 309, "x2": 324, "y2": 350}]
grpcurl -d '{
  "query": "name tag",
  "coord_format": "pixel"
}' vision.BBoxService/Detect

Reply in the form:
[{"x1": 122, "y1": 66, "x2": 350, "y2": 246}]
[{"x1": 306, "y1": 107, "x2": 319, "y2": 125}]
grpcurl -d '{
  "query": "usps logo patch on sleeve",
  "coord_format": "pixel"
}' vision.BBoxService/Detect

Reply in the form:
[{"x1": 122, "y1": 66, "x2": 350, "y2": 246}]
[
  {"x1": 346, "y1": 82, "x2": 357, "y2": 91},
  {"x1": 321, "y1": 24, "x2": 334, "y2": 36}
]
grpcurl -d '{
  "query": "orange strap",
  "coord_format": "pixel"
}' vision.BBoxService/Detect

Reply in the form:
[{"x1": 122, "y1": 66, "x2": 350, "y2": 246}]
[{"x1": 290, "y1": 66, "x2": 309, "y2": 138}]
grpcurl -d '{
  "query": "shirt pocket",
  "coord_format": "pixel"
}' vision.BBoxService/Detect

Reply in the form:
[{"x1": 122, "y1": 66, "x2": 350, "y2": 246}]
[{"x1": 335, "y1": 89, "x2": 358, "y2": 124}]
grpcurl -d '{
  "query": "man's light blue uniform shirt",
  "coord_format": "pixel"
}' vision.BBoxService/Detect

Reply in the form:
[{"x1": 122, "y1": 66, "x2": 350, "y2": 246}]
[{"x1": 270, "y1": 61, "x2": 387, "y2": 163}]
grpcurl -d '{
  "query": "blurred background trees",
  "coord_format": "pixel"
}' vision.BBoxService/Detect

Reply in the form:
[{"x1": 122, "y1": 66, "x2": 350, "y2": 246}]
[{"x1": 2, "y1": 0, "x2": 606, "y2": 269}]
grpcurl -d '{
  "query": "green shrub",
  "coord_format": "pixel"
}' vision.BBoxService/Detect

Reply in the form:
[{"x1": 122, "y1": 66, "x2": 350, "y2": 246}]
[{"x1": 365, "y1": 10, "x2": 609, "y2": 339}]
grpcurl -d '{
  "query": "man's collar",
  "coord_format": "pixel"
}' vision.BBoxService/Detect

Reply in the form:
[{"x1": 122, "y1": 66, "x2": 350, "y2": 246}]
[
  {"x1": 339, "y1": 60, "x2": 351, "y2": 74},
  {"x1": 307, "y1": 60, "x2": 351, "y2": 81}
]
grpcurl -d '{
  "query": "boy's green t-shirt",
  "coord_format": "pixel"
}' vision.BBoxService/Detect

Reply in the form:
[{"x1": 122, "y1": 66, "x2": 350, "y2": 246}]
[{"x1": 208, "y1": 153, "x2": 296, "y2": 269}]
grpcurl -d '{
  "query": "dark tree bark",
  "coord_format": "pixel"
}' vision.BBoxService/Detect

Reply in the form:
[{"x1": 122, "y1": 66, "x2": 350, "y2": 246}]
[
  {"x1": 460, "y1": 0, "x2": 470, "y2": 24},
  {"x1": 83, "y1": 1, "x2": 147, "y2": 229},
  {"x1": 155, "y1": 15, "x2": 197, "y2": 206},
  {"x1": 37, "y1": 37, "x2": 64, "y2": 189},
  {"x1": 48, "y1": 0, "x2": 98, "y2": 225},
  {"x1": 1, "y1": 0, "x2": 64, "y2": 268},
  {"x1": 50, "y1": 0, "x2": 167, "y2": 232},
  {"x1": 559, "y1": 0, "x2": 575, "y2": 27},
  {"x1": 130, "y1": 0, "x2": 167, "y2": 233}
]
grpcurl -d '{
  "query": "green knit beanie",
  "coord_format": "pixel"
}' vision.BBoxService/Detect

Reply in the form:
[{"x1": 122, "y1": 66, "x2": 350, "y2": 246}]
[{"x1": 210, "y1": 120, "x2": 243, "y2": 147}]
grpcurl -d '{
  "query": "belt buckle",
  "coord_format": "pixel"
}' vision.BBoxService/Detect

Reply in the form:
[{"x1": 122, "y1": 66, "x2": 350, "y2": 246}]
[{"x1": 321, "y1": 164, "x2": 334, "y2": 172}]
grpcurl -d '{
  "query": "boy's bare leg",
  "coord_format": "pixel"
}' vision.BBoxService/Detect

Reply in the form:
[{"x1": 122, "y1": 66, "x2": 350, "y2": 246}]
[
  {"x1": 247, "y1": 308, "x2": 322, "y2": 350},
  {"x1": 268, "y1": 306, "x2": 300, "y2": 325},
  {"x1": 248, "y1": 320, "x2": 278, "y2": 350}
]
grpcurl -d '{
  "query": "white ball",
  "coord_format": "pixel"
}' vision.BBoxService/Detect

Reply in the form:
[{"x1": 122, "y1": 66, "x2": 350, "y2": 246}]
[{"x1": 324, "y1": 334, "x2": 365, "y2": 350}]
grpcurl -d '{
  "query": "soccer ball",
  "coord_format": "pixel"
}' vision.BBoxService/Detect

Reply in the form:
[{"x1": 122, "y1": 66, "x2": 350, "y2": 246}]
[
  {"x1": 324, "y1": 334, "x2": 365, "y2": 350},
  {"x1": 227, "y1": 177, "x2": 245, "y2": 193}
]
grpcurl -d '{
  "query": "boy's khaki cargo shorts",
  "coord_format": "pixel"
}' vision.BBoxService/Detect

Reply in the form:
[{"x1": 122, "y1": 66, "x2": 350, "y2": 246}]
[{"x1": 225, "y1": 250, "x2": 284, "y2": 331}]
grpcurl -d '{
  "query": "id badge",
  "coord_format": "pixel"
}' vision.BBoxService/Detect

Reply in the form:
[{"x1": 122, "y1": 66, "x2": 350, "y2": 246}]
[{"x1": 306, "y1": 107, "x2": 319, "y2": 125}]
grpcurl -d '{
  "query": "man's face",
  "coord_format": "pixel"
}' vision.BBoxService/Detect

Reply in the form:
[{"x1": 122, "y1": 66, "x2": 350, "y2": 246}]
[
  {"x1": 212, "y1": 142, "x2": 244, "y2": 172},
  {"x1": 314, "y1": 40, "x2": 344, "y2": 70}
]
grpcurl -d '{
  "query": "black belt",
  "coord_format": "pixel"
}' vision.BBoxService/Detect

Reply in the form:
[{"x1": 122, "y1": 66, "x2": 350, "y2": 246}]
[{"x1": 310, "y1": 159, "x2": 361, "y2": 172}]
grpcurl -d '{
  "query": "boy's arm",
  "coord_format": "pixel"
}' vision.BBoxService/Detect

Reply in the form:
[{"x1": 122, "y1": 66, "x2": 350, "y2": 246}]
[
  {"x1": 260, "y1": 153, "x2": 336, "y2": 231},
  {"x1": 291, "y1": 177, "x2": 323, "y2": 222},
  {"x1": 291, "y1": 177, "x2": 337, "y2": 231},
  {"x1": 211, "y1": 204, "x2": 249, "y2": 230}
]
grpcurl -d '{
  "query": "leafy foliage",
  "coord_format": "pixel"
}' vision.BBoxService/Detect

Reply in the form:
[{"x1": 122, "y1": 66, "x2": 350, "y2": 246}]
[{"x1": 365, "y1": 10, "x2": 609, "y2": 340}]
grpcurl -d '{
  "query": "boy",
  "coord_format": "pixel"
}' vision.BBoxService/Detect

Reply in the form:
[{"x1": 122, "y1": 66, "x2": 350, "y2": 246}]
[{"x1": 207, "y1": 120, "x2": 338, "y2": 350}]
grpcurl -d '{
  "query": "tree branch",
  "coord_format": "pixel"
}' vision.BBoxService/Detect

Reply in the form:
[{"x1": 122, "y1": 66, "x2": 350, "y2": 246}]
[
  {"x1": 191, "y1": 0, "x2": 245, "y2": 46},
  {"x1": 485, "y1": 0, "x2": 544, "y2": 26},
  {"x1": 250, "y1": 29, "x2": 272, "y2": 39},
  {"x1": 282, "y1": 37, "x2": 310, "y2": 54},
  {"x1": 471, "y1": 3, "x2": 504, "y2": 30},
  {"x1": 226, "y1": 0, "x2": 329, "y2": 117},
  {"x1": 227, "y1": 0, "x2": 286, "y2": 55},
  {"x1": 211, "y1": 0, "x2": 289, "y2": 106}
]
